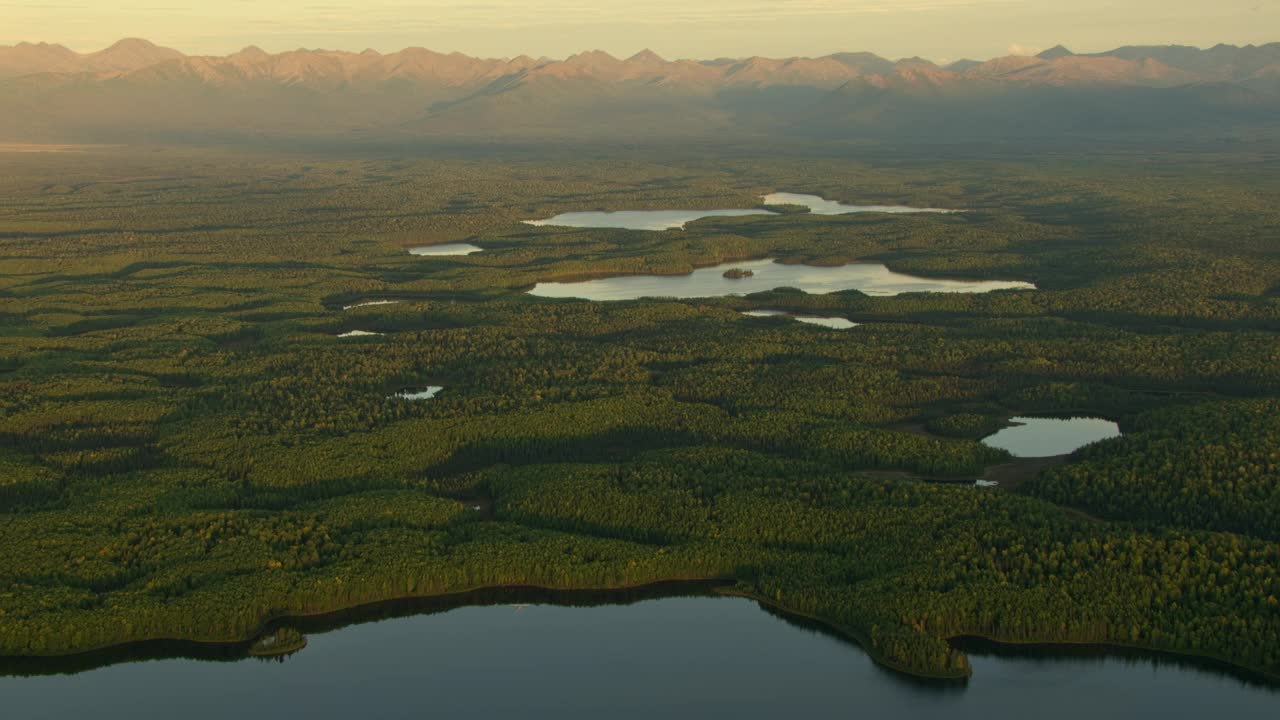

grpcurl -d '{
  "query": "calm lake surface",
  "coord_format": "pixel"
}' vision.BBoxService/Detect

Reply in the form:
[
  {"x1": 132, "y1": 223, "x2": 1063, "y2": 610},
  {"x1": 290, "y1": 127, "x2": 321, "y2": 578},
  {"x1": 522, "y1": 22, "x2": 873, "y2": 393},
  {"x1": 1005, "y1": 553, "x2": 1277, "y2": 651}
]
[
  {"x1": 525, "y1": 208, "x2": 771, "y2": 231},
  {"x1": 408, "y1": 243, "x2": 484, "y2": 256},
  {"x1": 525, "y1": 193, "x2": 958, "y2": 231},
  {"x1": 529, "y1": 259, "x2": 1035, "y2": 300},
  {"x1": 742, "y1": 309, "x2": 860, "y2": 329},
  {"x1": 2, "y1": 594, "x2": 1273, "y2": 720},
  {"x1": 342, "y1": 300, "x2": 402, "y2": 311},
  {"x1": 391, "y1": 386, "x2": 443, "y2": 401},
  {"x1": 982, "y1": 417, "x2": 1123, "y2": 457},
  {"x1": 763, "y1": 192, "x2": 957, "y2": 215}
]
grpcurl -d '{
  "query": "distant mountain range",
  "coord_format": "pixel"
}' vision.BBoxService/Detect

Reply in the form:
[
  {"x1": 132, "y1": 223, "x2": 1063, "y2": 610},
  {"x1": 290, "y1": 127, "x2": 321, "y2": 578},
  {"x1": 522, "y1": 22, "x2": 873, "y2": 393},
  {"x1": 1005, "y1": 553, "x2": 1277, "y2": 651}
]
[{"x1": 2, "y1": 39, "x2": 1277, "y2": 143}]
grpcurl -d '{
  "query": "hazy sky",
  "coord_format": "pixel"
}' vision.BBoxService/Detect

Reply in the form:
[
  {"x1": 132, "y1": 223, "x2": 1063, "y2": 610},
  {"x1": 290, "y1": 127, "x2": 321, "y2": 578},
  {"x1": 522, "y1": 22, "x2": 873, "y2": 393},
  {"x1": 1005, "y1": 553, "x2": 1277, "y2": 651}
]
[{"x1": 3, "y1": 1, "x2": 1277, "y2": 61}]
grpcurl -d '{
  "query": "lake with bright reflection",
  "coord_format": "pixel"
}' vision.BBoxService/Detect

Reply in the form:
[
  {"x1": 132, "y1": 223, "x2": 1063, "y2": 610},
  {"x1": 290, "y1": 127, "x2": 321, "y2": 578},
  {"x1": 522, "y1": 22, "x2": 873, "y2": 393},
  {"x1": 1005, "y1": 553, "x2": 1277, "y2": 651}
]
[
  {"x1": 982, "y1": 416, "x2": 1122, "y2": 457},
  {"x1": 408, "y1": 243, "x2": 484, "y2": 256},
  {"x1": 391, "y1": 386, "x2": 443, "y2": 401},
  {"x1": 342, "y1": 300, "x2": 401, "y2": 311},
  {"x1": 742, "y1": 309, "x2": 860, "y2": 329},
  {"x1": 2, "y1": 594, "x2": 1273, "y2": 720},
  {"x1": 763, "y1": 192, "x2": 957, "y2": 215},
  {"x1": 525, "y1": 193, "x2": 959, "y2": 231},
  {"x1": 525, "y1": 208, "x2": 770, "y2": 231},
  {"x1": 529, "y1": 259, "x2": 1035, "y2": 300}
]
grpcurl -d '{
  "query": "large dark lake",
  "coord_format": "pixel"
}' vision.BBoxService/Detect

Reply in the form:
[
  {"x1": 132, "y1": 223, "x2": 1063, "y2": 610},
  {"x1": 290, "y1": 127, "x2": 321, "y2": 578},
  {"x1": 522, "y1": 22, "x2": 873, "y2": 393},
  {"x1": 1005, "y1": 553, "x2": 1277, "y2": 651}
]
[{"x1": 3, "y1": 590, "x2": 1274, "y2": 719}]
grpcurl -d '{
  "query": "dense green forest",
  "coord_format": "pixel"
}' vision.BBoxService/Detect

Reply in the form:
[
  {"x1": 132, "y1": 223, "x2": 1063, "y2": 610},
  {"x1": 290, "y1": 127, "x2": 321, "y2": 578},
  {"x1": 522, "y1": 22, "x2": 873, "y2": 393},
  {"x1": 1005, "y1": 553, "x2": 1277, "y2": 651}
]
[{"x1": 0, "y1": 142, "x2": 1278, "y2": 680}]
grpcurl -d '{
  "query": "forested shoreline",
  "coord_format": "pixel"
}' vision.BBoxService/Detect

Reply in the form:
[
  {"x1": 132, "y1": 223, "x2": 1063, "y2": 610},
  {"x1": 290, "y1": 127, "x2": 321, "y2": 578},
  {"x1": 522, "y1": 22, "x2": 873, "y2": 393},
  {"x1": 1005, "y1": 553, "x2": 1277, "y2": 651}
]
[{"x1": 1, "y1": 143, "x2": 1278, "y2": 680}]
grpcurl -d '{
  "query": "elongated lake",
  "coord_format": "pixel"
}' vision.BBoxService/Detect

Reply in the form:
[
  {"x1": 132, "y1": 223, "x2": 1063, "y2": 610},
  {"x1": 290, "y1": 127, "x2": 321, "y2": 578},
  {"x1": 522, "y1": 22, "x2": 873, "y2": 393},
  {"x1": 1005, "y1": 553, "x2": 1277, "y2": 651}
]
[
  {"x1": 526, "y1": 208, "x2": 771, "y2": 231},
  {"x1": 343, "y1": 300, "x2": 401, "y2": 311},
  {"x1": 529, "y1": 259, "x2": 1035, "y2": 300},
  {"x1": 408, "y1": 243, "x2": 484, "y2": 256},
  {"x1": 391, "y1": 386, "x2": 443, "y2": 401},
  {"x1": 982, "y1": 416, "x2": 1122, "y2": 457},
  {"x1": 2, "y1": 592, "x2": 1273, "y2": 719},
  {"x1": 742, "y1": 309, "x2": 860, "y2": 329},
  {"x1": 763, "y1": 192, "x2": 956, "y2": 215},
  {"x1": 525, "y1": 193, "x2": 958, "y2": 231}
]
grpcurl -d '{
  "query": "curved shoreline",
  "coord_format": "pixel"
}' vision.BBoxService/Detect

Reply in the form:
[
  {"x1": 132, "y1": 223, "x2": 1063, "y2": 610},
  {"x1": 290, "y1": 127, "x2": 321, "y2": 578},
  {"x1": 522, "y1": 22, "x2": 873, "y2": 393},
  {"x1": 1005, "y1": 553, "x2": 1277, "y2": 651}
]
[
  {"x1": 5, "y1": 577, "x2": 1272, "y2": 687},
  {"x1": 950, "y1": 633, "x2": 1280, "y2": 688},
  {"x1": 525, "y1": 256, "x2": 1036, "y2": 300},
  {"x1": 713, "y1": 587, "x2": 972, "y2": 681},
  {"x1": 0, "y1": 579, "x2": 727, "y2": 675}
]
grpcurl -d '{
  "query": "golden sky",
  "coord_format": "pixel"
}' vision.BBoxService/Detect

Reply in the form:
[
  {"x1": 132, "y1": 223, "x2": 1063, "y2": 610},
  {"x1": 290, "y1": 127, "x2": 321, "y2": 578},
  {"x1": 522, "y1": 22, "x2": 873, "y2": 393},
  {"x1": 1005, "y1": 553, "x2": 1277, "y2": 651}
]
[{"x1": 4, "y1": 0, "x2": 1277, "y2": 61}]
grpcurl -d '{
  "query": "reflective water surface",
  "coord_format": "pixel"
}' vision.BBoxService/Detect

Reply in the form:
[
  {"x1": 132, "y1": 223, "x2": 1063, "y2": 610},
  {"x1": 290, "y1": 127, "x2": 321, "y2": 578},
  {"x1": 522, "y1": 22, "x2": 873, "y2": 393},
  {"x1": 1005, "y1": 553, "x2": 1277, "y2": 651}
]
[
  {"x1": 1, "y1": 593, "x2": 1274, "y2": 720},
  {"x1": 529, "y1": 259, "x2": 1035, "y2": 300},
  {"x1": 525, "y1": 208, "x2": 772, "y2": 231},
  {"x1": 342, "y1": 300, "x2": 402, "y2": 311},
  {"x1": 524, "y1": 193, "x2": 958, "y2": 230},
  {"x1": 742, "y1": 309, "x2": 860, "y2": 329},
  {"x1": 391, "y1": 386, "x2": 444, "y2": 401},
  {"x1": 408, "y1": 243, "x2": 484, "y2": 256},
  {"x1": 982, "y1": 416, "x2": 1122, "y2": 457},
  {"x1": 763, "y1": 192, "x2": 958, "y2": 215}
]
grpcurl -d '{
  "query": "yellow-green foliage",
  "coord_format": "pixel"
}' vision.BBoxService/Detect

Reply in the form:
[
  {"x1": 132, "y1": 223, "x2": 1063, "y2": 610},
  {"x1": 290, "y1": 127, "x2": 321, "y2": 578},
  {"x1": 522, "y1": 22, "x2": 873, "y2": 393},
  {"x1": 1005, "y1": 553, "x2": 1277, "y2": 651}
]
[{"x1": 1, "y1": 146, "x2": 1279, "y2": 680}]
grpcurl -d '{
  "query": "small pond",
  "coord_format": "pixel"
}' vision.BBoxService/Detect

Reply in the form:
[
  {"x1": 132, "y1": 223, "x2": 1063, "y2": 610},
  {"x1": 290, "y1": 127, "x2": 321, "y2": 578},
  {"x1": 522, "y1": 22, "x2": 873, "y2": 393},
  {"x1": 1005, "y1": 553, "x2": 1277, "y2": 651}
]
[
  {"x1": 982, "y1": 417, "x2": 1122, "y2": 458},
  {"x1": 408, "y1": 243, "x2": 484, "y2": 256},
  {"x1": 529, "y1": 259, "x2": 1034, "y2": 301},
  {"x1": 391, "y1": 387, "x2": 444, "y2": 401}
]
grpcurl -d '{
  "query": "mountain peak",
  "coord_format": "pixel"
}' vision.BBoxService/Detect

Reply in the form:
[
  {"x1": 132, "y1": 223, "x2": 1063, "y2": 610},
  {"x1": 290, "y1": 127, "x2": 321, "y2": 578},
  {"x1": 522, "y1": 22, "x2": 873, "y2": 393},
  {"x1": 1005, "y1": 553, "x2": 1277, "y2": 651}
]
[
  {"x1": 896, "y1": 56, "x2": 939, "y2": 69},
  {"x1": 6, "y1": 40, "x2": 72, "y2": 52},
  {"x1": 826, "y1": 52, "x2": 895, "y2": 75},
  {"x1": 627, "y1": 49, "x2": 665, "y2": 65},
  {"x1": 233, "y1": 45, "x2": 269, "y2": 58},
  {"x1": 80, "y1": 37, "x2": 184, "y2": 74},
  {"x1": 552, "y1": 50, "x2": 623, "y2": 76},
  {"x1": 105, "y1": 37, "x2": 160, "y2": 52},
  {"x1": 1038, "y1": 45, "x2": 1076, "y2": 60},
  {"x1": 568, "y1": 50, "x2": 619, "y2": 63}
]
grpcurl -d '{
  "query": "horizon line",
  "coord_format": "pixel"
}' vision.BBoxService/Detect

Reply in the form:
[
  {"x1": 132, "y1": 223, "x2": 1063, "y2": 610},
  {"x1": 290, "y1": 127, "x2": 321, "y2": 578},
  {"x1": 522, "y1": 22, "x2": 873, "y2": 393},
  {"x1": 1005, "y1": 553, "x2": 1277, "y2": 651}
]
[{"x1": 4, "y1": 37, "x2": 1278, "y2": 67}]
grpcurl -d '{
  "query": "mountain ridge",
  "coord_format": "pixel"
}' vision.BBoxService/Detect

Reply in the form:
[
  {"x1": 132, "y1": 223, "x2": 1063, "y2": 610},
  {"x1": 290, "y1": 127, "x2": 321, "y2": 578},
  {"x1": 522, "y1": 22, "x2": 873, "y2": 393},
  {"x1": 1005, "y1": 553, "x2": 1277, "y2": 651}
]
[
  {"x1": 3, "y1": 39, "x2": 1277, "y2": 83},
  {"x1": 1, "y1": 39, "x2": 1276, "y2": 143}
]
